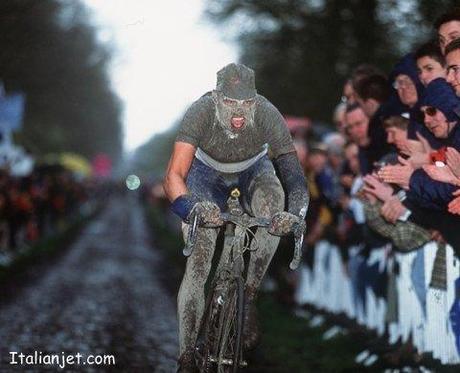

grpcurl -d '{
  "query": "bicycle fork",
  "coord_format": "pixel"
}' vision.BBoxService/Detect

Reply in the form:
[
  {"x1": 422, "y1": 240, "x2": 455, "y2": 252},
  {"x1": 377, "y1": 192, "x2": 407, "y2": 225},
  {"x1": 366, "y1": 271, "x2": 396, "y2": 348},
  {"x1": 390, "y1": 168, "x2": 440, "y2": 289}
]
[{"x1": 213, "y1": 224, "x2": 246, "y2": 372}]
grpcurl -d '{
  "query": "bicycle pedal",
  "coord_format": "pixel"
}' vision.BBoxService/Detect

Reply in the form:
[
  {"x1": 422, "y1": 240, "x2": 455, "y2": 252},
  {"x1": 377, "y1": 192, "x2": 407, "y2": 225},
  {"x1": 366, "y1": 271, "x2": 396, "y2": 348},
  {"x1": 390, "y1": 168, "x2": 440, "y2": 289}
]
[{"x1": 209, "y1": 356, "x2": 248, "y2": 367}]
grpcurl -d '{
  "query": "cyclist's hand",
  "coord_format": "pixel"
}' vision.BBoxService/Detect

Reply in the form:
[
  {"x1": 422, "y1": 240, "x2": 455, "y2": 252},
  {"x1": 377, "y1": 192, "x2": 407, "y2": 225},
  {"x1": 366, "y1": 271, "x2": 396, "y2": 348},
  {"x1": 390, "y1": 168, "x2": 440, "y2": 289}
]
[
  {"x1": 268, "y1": 211, "x2": 305, "y2": 236},
  {"x1": 189, "y1": 200, "x2": 223, "y2": 227}
]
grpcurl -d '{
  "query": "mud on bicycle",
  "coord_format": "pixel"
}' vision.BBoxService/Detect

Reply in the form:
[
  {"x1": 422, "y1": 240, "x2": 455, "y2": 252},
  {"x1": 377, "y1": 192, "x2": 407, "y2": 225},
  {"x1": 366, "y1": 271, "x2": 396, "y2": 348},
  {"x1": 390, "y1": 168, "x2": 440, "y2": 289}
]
[{"x1": 183, "y1": 188, "x2": 306, "y2": 373}]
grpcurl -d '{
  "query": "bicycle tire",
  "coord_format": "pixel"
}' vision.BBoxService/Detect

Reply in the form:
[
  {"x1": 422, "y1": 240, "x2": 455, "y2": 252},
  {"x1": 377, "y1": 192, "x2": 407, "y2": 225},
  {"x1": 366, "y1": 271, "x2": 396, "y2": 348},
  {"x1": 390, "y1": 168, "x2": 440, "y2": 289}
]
[
  {"x1": 195, "y1": 274, "x2": 245, "y2": 373},
  {"x1": 195, "y1": 279, "x2": 222, "y2": 372},
  {"x1": 221, "y1": 275, "x2": 244, "y2": 373}
]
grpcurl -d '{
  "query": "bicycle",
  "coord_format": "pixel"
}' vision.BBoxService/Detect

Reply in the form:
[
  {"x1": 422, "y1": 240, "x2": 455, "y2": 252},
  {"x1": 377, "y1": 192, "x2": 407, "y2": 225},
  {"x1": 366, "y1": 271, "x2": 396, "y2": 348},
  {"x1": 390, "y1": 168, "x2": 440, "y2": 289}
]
[{"x1": 183, "y1": 188, "x2": 306, "y2": 372}]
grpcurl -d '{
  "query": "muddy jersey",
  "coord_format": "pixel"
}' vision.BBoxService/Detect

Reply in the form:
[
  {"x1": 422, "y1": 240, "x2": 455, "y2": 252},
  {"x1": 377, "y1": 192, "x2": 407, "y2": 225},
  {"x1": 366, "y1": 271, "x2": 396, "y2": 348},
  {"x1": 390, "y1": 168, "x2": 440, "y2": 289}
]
[{"x1": 176, "y1": 91, "x2": 295, "y2": 163}]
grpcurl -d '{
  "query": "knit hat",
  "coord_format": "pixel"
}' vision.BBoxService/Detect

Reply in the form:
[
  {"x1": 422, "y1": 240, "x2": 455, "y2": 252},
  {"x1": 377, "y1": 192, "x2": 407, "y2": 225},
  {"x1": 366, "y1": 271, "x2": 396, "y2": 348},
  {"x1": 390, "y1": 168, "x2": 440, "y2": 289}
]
[
  {"x1": 421, "y1": 78, "x2": 460, "y2": 123},
  {"x1": 216, "y1": 63, "x2": 257, "y2": 100}
]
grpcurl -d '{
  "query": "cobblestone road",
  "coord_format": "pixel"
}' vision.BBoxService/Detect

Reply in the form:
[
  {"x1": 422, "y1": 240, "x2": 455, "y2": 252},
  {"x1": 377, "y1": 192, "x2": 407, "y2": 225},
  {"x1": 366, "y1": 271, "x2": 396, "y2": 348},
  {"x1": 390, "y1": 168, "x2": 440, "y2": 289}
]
[{"x1": 0, "y1": 194, "x2": 179, "y2": 372}]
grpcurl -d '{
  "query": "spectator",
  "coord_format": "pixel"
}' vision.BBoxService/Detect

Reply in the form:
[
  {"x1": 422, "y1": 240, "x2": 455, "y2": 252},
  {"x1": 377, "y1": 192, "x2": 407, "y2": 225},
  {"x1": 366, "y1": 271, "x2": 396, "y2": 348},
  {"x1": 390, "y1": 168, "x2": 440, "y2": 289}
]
[
  {"x1": 383, "y1": 115, "x2": 410, "y2": 153},
  {"x1": 320, "y1": 132, "x2": 347, "y2": 208},
  {"x1": 435, "y1": 7, "x2": 460, "y2": 54},
  {"x1": 415, "y1": 41, "x2": 446, "y2": 86},
  {"x1": 445, "y1": 38, "x2": 460, "y2": 96},
  {"x1": 333, "y1": 102, "x2": 347, "y2": 135},
  {"x1": 382, "y1": 115, "x2": 434, "y2": 169},
  {"x1": 342, "y1": 79, "x2": 357, "y2": 105},
  {"x1": 353, "y1": 73, "x2": 395, "y2": 172},
  {"x1": 344, "y1": 103, "x2": 375, "y2": 175},
  {"x1": 340, "y1": 141, "x2": 360, "y2": 191},
  {"x1": 354, "y1": 73, "x2": 391, "y2": 119},
  {"x1": 343, "y1": 104, "x2": 369, "y2": 146},
  {"x1": 336, "y1": 142, "x2": 366, "y2": 248},
  {"x1": 390, "y1": 54, "x2": 425, "y2": 110},
  {"x1": 303, "y1": 143, "x2": 333, "y2": 247},
  {"x1": 420, "y1": 78, "x2": 460, "y2": 149},
  {"x1": 351, "y1": 64, "x2": 385, "y2": 92}
]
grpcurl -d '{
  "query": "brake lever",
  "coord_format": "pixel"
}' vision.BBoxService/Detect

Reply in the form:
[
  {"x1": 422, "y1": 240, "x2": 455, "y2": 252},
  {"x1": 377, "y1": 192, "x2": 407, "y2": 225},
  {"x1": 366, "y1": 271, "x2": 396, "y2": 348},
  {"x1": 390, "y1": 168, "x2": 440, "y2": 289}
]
[
  {"x1": 183, "y1": 214, "x2": 199, "y2": 257},
  {"x1": 289, "y1": 229, "x2": 304, "y2": 270},
  {"x1": 289, "y1": 205, "x2": 308, "y2": 270}
]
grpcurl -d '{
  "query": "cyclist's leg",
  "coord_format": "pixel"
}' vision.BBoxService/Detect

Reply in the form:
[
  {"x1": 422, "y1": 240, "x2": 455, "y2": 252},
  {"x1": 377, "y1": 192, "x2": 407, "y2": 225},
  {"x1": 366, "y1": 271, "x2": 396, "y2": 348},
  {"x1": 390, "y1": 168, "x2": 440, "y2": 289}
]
[
  {"x1": 245, "y1": 171, "x2": 284, "y2": 298},
  {"x1": 178, "y1": 225, "x2": 218, "y2": 363},
  {"x1": 240, "y1": 161, "x2": 285, "y2": 348},
  {"x1": 177, "y1": 158, "x2": 228, "y2": 367},
  {"x1": 239, "y1": 156, "x2": 285, "y2": 295}
]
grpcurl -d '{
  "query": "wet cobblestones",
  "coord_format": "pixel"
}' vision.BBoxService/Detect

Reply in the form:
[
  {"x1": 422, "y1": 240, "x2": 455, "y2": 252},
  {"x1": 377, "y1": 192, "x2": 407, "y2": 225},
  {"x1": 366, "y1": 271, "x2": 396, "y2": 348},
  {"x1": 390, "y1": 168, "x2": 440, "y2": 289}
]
[{"x1": 0, "y1": 194, "x2": 179, "y2": 372}]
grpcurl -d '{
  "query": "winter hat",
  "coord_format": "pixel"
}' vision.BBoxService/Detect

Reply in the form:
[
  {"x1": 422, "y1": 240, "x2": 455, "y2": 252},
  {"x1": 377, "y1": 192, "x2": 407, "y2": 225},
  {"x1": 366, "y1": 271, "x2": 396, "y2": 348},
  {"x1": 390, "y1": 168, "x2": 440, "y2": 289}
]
[
  {"x1": 421, "y1": 78, "x2": 460, "y2": 123},
  {"x1": 216, "y1": 63, "x2": 257, "y2": 100},
  {"x1": 389, "y1": 53, "x2": 425, "y2": 99}
]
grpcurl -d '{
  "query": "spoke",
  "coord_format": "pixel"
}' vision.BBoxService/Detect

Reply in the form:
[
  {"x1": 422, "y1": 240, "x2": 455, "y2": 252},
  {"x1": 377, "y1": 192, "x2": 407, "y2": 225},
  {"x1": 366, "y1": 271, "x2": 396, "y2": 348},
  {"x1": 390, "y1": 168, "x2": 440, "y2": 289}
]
[{"x1": 218, "y1": 284, "x2": 238, "y2": 369}]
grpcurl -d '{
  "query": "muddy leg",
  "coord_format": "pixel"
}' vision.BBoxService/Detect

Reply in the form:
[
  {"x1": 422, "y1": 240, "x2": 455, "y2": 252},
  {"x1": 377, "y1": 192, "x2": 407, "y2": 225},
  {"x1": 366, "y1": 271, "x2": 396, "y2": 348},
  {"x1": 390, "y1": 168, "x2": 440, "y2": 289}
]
[
  {"x1": 244, "y1": 174, "x2": 284, "y2": 349},
  {"x1": 177, "y1": 224, "x2": 219, "y2": 362},
  {"x1": 246, "y1": 174, "x2": 284, "y2": 297}
]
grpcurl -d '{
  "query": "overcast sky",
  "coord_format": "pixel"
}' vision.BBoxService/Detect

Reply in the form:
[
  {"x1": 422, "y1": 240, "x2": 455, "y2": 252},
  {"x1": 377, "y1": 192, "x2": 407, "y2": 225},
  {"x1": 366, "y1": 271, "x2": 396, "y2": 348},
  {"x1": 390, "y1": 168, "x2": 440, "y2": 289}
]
[{"x1": 83, "y1": 0, "x2": 237, "y2": 152}]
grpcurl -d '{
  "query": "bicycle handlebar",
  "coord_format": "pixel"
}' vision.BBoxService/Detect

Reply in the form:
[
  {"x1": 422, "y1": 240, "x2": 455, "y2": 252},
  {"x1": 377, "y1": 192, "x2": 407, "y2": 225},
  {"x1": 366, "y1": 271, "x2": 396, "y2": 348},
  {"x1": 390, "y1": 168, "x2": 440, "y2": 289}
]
[
  {"x1": 183, "y1": 211, "x2": 305, "y2": 270},
  {"x1": 220, "y1": 213, "x2": 270, "y2": 228}
]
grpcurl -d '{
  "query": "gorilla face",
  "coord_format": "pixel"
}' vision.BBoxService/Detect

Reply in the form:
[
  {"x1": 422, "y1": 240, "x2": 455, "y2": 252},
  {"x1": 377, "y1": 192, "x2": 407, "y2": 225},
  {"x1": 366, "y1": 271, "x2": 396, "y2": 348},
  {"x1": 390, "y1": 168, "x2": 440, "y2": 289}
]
[{"x1": 213, "y1": 91, "x2": 256, "y2": 136}]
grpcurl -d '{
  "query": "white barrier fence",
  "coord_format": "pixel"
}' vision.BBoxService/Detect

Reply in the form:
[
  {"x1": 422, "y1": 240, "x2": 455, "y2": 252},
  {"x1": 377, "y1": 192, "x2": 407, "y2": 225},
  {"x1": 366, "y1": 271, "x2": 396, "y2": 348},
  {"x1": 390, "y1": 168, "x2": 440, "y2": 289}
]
[{"x1": 295, "y1": 240, "x2": 460, "y2": 365}]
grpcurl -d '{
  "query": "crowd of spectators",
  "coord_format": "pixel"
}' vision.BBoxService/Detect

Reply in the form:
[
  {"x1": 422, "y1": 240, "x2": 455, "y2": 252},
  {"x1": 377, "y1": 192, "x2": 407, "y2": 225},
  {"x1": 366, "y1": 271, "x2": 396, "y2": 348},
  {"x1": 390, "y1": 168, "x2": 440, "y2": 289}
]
[
  {"x1": 285, "y1": 7, "x2": 460, "y2": 366},
  {"x1": 0, "y1": 165, "x2": 96, "y2": 262}
]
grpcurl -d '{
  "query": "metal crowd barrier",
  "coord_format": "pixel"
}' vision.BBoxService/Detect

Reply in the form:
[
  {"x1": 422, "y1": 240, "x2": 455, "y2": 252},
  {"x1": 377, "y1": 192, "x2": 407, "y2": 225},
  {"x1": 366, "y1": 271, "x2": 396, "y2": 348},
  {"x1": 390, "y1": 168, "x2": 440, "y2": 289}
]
[{"x1": 295, "y1": 240, "x2": 460, "y2": 365}]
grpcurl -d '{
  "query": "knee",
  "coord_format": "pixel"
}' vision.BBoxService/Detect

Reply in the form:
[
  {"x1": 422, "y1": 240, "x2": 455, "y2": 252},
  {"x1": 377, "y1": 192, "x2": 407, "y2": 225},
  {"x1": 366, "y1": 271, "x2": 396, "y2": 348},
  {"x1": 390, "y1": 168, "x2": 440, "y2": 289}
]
[
  {"x1": 250, "y1": 174, "x2": 285, "y2": 218},
  {"x1": 183, "y1": 228, "x2": 217, "y2": 284}
]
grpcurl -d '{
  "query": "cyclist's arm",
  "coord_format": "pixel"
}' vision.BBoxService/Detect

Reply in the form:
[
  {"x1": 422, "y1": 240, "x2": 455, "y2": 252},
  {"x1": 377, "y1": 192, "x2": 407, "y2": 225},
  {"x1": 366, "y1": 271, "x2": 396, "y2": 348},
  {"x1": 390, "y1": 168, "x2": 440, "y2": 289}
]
[
  {"x1": 163, "y1": 141, "x2": 196, "y2": 202},
  {"x1": 273, "y1": 151, "x2": 310, "y2": 216}
]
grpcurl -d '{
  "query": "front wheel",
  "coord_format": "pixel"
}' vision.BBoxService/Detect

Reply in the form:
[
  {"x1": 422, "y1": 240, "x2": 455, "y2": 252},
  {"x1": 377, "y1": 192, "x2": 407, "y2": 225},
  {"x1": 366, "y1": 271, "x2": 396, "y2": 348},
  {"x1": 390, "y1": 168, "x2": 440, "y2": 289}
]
[
  {"x1": 195, "y1": 274, "x2": 245, "y2": 373},
  {"x1": 217, "y1": 275, "x2": 244, "y2": 373}
]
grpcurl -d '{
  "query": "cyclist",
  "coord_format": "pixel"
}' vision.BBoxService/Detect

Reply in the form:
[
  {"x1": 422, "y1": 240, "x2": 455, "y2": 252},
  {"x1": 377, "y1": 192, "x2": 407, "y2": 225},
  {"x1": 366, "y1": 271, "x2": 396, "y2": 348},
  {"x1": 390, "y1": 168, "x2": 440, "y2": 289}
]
[{"x1": 163, "y1": 63, "x2": 309, "y2": 372}]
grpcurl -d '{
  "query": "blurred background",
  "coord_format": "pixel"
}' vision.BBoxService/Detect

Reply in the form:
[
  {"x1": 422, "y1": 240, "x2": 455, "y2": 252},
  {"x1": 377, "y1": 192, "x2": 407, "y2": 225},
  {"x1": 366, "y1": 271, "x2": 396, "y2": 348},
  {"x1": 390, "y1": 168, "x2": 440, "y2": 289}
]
[
  {"x1": 0, "y1": 0, "x2": 459, "y2": 372},
  {"x1": 0, "y1": 0, "x2": 454, "y2": 177}
]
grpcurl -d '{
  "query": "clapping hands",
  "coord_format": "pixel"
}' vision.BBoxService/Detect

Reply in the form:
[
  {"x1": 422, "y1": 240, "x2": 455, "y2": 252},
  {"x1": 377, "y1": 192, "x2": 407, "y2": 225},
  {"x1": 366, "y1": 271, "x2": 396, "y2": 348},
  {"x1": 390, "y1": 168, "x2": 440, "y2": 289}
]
[
  {"x1": 378, "y1": 157, "x2": 414, "y2": 190},
  {"x1": 398, "y1": 132, "x2": 431, "y2": 169},
  {"x1": 448, "y1": 189, "x2": 460, "y2": 215},
  {"x1": 362, "y1": 174, "x2": 394, "y2": 202},
  {"x1": 422, "y1": 164, "x2": 460, "y2": 186},
  {"x1": 446, "y1": 147, "x2": 460, "y2": 179}
]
